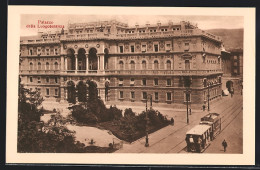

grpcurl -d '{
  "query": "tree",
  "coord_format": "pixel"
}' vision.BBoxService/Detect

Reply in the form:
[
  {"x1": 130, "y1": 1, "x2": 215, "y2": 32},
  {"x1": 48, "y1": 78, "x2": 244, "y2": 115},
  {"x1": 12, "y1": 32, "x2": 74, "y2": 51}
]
[
  {"x1": 124, "y1": 108, "x2": 136, "y2": 118},
  {"x1": 18, "y1": 84, "x2": 87, "y2": 153},
  {"x1": 18, "y1": 84, "x2": 43, "y2": 122}
]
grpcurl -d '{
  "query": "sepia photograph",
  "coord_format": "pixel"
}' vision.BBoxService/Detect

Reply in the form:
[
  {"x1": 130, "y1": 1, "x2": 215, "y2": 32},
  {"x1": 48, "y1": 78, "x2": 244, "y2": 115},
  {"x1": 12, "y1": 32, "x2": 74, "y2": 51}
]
[{"x1": 6, "y1": 6, "x2": 255, "y2": 165}]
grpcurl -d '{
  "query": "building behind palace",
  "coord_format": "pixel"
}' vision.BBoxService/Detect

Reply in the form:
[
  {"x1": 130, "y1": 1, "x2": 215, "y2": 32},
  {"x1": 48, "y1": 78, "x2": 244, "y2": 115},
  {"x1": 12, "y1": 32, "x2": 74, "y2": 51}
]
[{"x1": 19, "y1": 20, "x2": 224, "y2": 108}]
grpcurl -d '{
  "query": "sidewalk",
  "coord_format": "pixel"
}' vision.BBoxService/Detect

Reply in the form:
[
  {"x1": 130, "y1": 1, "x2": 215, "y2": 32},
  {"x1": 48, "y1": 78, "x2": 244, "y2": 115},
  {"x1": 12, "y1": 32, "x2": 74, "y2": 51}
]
[{"x1": 115, "y1": 94, "x2": 242, "y2": 153}]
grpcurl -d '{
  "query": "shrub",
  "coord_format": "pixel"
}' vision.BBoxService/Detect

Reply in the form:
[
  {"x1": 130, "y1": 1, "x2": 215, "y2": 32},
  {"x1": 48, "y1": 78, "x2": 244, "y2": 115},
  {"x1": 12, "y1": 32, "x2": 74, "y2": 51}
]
[
  {"x1": 124, "y1": 108, "x2": 135, "y2": 118},
  {"x1": 106, "y1": 105, "x2": 123, "y2": 121},
  {"x1": 71, "y1": 105, "x2": 98, "y2": 124}
]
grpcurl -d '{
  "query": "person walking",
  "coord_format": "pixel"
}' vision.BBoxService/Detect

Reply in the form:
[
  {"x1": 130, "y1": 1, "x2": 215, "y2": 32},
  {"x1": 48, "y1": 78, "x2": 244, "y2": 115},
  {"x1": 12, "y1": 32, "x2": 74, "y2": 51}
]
[
  {"x1": 189, "y1": 108, "x2": 192, "y2": 115},
  {"x1": 222, "y1": 139, "x2": 227, "y2": 152}
]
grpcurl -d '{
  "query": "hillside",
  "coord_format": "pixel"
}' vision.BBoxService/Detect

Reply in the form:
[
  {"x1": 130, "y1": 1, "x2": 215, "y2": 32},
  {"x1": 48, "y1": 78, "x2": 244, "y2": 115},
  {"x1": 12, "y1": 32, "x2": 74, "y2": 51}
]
[{"x1": 206, "y1": 28, "x2": 243, "y2": 50}]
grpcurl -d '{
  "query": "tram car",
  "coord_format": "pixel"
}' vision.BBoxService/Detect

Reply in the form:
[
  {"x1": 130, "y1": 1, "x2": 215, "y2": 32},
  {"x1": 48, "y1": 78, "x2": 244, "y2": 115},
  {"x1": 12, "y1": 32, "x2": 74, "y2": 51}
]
[
  {"x1": 185, "y1": 113, "x2": 221, "y2": 153},
  {"x1": 200, "y1": 112, "x2": 221, "y2": 139}
]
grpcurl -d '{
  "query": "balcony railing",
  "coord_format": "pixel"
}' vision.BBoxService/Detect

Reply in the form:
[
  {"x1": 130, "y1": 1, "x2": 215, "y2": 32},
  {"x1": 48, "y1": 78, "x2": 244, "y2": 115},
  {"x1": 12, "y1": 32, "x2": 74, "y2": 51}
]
[
  {"x1": 19, "y1": 70, "x2": 60, "y2": 74},
  {"x1": 60, "y1": 29, "x2": 221, "y2": 42},
  {"x1": 104, "y1": 69, "x2": 222, "y2": 75},
  {"x1": 20, "y1": 38, "x2": 60, "y2": 44},
  {"x1": 20, "y1": 69, "x2": 222, "y2": 76}
]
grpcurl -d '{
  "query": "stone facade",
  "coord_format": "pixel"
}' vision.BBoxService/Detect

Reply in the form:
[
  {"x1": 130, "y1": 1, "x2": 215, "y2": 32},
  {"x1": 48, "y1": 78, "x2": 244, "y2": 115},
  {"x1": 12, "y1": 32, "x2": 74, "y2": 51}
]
[{"x1": 19, "y1": 20, "x2": 223, "y2": 108}]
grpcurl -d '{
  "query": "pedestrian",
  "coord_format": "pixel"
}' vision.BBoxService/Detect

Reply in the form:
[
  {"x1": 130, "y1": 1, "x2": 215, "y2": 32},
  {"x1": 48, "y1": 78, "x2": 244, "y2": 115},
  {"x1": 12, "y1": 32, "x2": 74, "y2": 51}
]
[
  {"x1": 171, "y1": 117, "x2": 174, "y2": 125},
  {"x1": 222, "y1": 139, "x2": 227, "y2": 152},
  {"x1": 202, "y1": 105, "x2": 205, "y2": 111},
  {"x1": 189, "y1": 108, "x2": 192, "y2": 115}
]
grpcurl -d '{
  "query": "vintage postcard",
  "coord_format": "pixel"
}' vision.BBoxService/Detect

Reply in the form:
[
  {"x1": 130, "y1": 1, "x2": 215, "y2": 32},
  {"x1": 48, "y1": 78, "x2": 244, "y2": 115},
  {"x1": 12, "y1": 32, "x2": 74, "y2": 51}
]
[{"x1": 6, "y1": 6, "x2": 255, "y2": 165}]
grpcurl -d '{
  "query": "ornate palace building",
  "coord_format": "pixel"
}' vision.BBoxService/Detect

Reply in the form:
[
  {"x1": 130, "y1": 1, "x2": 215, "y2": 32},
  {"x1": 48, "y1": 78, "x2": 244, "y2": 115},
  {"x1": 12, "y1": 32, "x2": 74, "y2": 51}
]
[{"x1": 19, "y1": 20, "x2": 223, "y2": 108}]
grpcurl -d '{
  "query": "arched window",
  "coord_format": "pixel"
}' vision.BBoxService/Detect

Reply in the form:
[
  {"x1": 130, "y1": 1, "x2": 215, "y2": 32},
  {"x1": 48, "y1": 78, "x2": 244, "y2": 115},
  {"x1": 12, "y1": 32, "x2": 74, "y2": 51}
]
[
  {"x1": 37, "y1": 62, "x2": 41, "y2": 70},
  {"x1": 54, "y1": 62, "x2": 59, "y2": 70},
  {"x1": 154, "y1": 60, "x2": 159, "y2": 70},
  {"x1": 130, "y1": 60, "x2": 135, "y2": 70},
  {"x1": 119, "y1": 61, "x2": 124, "y2": 70},
  {"x1": 46, "y1": 62, "x2": 50, "y2": 70},
  {"x1": 29, "y1": 62, "x2": 33, "y2": 70},
  {"x1": 166, "y1": 60, "x2": 171, "y2": 70},
  {"x1": 142, "y1": 60, "x2": 146, "y2": 70}
]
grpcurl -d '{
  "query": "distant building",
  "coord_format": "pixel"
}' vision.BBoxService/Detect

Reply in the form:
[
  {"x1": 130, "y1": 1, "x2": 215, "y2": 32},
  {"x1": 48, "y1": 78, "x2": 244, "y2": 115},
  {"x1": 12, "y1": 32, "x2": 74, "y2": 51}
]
[
  {"x1": 19, "y1": 20, "x2": 223, "y2": 108},
  {"x1": 221, "y1": 47, "x2": 243, "y2": 94}
]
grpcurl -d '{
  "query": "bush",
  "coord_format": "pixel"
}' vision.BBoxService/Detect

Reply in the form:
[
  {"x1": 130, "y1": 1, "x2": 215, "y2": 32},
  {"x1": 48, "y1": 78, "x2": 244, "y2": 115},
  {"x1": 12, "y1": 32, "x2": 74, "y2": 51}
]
[
  {"x1": 124, "y1": 108, "x2": 135, "y2": 118},
  {"x1": 71, "y1": 105, "x2": 98, "y2": 124},
  {"x1": 106, "y1": 106, "x2": 123, "y2": 121}
]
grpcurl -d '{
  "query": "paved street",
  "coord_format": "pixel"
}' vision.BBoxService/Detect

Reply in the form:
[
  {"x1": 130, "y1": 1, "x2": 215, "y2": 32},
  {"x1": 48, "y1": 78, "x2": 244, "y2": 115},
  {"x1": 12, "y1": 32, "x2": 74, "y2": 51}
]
[{"x1": 116, "y1": 94, "x2": 243, "y2": 153}]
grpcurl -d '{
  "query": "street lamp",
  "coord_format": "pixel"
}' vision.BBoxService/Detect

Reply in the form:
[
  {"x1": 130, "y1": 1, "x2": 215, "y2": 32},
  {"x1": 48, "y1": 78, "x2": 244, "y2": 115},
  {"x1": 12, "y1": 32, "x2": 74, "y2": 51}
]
[
  {"x1": 145, "y1": 94, "x2": 152, "y2": 147},
  {"x1": 207, "y1": 82, "x2": 210, "y2": 111},
  {"x1": 184, "y1": 76, "x2": 192, "y2": 124},
  {"x1": 186, "y1": 89, "x2": 191, "y2": 124}
]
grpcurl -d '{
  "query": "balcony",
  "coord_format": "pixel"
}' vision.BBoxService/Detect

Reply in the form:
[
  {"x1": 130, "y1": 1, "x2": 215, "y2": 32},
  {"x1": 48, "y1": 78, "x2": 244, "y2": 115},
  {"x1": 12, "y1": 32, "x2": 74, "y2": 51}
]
[
  {"x1": 59, "y1": 29, "x2": 221, "y2": 42},
  {"x1": 19, "y1": 70, "x2": 60, "y2": 75},
  {"x1": 104, "y1": 69, "x2": 223, "y2": 76},
  {"x1": 20, "y1": 69, "x2": 222, "y2": 76},
  {"x1": 20, "y1": 38, "x2": 60, "y2": 45}
]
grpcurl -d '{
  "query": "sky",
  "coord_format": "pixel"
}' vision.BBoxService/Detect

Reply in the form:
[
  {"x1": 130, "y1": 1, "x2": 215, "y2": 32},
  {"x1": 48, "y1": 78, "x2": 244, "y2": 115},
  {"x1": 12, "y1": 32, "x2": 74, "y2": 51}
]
[{"x1": 20, "y1": 15, "x2": 244, "y2": 36}]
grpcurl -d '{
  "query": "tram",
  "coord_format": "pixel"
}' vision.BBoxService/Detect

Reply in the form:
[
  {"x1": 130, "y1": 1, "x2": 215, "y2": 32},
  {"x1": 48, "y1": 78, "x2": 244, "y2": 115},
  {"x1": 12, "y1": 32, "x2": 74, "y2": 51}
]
[
  {"x1": 200, "y1": 112, "x2": 221, "y2": 139},
  {"x1": 185, "y1": 112, "x2": 221, "y2": 153}
]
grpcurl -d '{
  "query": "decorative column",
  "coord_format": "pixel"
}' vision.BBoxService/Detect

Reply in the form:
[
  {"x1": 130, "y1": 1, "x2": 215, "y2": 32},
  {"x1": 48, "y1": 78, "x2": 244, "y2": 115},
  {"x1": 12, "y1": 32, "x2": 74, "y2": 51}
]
[
  {"x1": 64, "y1": 55, "x2": 68, "y2": 71},
  {"x1": 75, "y1": 53, "x2": 78, "y2": 73},
  {"x1": 61, "y1": 55, "x2": 64, "y2": 71},
  {"x1": 85, "y1": 53, "x2": 89, "y2": 73},
  {"x1": 97, "y1": 55, "x2": 100, "y2": 70},
  {"x1": 100, "y1": 54, "x2": 105, "y2": 71}
]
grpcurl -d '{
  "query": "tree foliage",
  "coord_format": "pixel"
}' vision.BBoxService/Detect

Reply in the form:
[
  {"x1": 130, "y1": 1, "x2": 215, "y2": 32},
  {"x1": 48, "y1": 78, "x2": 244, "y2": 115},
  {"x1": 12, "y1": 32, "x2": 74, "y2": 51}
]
[{"x1": 18, "y1": 84, "x2": 87, "y2": 153}]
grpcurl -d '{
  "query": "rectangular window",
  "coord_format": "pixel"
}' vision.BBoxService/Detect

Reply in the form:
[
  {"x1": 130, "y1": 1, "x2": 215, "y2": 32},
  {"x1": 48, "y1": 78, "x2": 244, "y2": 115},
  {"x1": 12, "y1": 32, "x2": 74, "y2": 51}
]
[
  {"x1": 154, "y1": 44, "x2": 159, "y2": 52},
  {"x1": 143, "y1": 92, "x2": 147, "y2": 100},
  {"x1": 119, "y1": 46, "x2": 124, "y2": 53},
  {"x1": 130, "y1": 78, "x2": 135, "y2": 86},
  {"x1": 119, "y1": 91, "x2": 124, "y2": 99},
  {"x1": 166, "y1": 44, "x2": 171, "y2": 51},
  {"x1": 55, "y1": 77, "x2": 58, "y2": 83},
  {"x1": 46, "y1": 77, "x2": 49, "y2": 83},
  {"x1": 154, "y1": 92, "x2": 159, "y2": 101},
  {"x1": 184, "y1": 43, "x2": 190, "y2": 52},
  {"x1": 30, "y1": 77, "x2": 33, "y2": 82},
  {"x1": 154, "y1": 78, "x2": 158, "y2": 86},
  {"x1": 55, "y1": 89, "x2": 58, "y2": 96},
  {"x1": 37, "y1": 77, "x2": 41, "y2": 83},
  {"x1": 141, "y1": 45, "x2": 146, "y2": 52},
  {"x1": 37, "y1": 48, "x2": 41, "y2": 55},
  {"x1": 166, "y1": 92, "x2": 172, "y2": 101},
  {"x1": 55, "y1": 49, "x2": 58, "y2": 55},
  {"x1": 131, "y1": 45, "x2": 135, "y2": 52},
  {"x1": 46, "y1": 88, "x2": 50, "y2": 96},
  {"x1": 167, "y1": 79, "x2": 172, "y2": 86},
  {"x1": 142, "y1": 78, "x2": 146, "y2": 86},
  {"x1": 131, "y1": 92, "x2": 135, "y2": 99},
  {"x1": 46, "y1": 49, "x2": 50, "y2": 55},
  {"x1": 119, "y1": 78, "x2": 123, "y2": 86}
]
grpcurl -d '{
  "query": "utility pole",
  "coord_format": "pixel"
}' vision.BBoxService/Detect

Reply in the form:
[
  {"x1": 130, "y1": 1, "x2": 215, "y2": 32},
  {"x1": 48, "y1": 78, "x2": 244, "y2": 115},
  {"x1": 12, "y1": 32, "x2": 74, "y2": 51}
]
[
  {"x1": 186, "y1": 90, "x2": 190, "y2": 124},
  {"x1": 145, "y1": 96, "x2": 149, "y2": 147},
  {"x1": 208, "y1": 82, "x2": 210, "y2": 111},
  {"x1": 184, "y1": 76, "x2": 191, "y2": 124}
]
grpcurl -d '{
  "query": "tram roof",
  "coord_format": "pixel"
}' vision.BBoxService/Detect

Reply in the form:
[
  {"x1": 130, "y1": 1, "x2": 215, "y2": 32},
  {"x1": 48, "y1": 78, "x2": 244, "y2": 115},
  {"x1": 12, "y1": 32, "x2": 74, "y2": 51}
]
[
  {"x1": 201, "y1": 112, "x2": 220, "y2": 122},
  {"x1": 186, "y1": 125, "x2": 211, "y2": 135}
]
